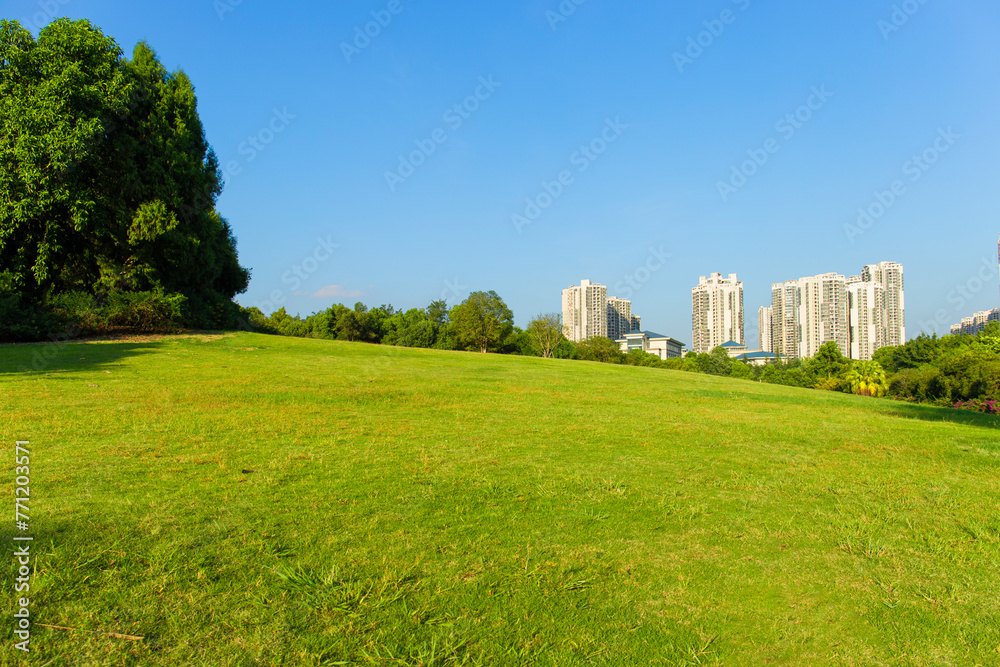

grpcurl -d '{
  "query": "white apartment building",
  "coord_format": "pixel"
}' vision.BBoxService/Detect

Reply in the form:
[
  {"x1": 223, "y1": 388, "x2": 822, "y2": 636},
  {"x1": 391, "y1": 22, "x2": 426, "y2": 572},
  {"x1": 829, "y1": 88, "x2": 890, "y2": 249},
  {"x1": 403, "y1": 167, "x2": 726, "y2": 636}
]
[
  {"x1": 772, "y1": 262, "x2": 903, "y2": 360},
  {"x1": 562, "y1": 279, "x2": 607, "y2": 342},
  {"x1": 758, "y1": 306, "x2": 772, "y2": 353},
  {"x1": 862, "y1": 261, "x2": 905, "y2": 346},
  {"x1": 606, "y1": 297, "x2": 633, "y2": 341},
  {"x1": 799, "y1": 273, "x2": 850, "y2": 358},
  {"x1": 691, "y1": 273, "x2": 744, "y2": 354},
  {"x1": 952, "y1": 308, "x2": 1000, "y2": 335},
  {"x1": 848, "y1": 280, "x2": 886, "y2": 361},
  {"x1": 770, "y1": 274, "x2": 849, "y2": 359},
  {"x1": 770, "y1": 280, "x2": 801, "y2": 359}
]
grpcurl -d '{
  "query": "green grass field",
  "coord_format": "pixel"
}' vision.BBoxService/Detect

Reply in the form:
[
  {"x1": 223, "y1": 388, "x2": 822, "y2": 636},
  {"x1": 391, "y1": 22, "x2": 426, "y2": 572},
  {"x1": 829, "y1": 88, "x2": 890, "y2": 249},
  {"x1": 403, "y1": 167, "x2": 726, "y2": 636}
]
[{"x1": 2, "y1": 332, "x2": 999, "y2": 666}]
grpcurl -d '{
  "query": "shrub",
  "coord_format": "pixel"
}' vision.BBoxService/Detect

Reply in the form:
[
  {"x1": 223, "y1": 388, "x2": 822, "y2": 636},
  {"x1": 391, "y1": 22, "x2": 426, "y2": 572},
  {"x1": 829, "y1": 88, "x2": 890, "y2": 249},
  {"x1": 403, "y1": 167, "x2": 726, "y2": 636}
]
[{"x1": 814, "y1": 377, "x2": 849, "y2": 393}]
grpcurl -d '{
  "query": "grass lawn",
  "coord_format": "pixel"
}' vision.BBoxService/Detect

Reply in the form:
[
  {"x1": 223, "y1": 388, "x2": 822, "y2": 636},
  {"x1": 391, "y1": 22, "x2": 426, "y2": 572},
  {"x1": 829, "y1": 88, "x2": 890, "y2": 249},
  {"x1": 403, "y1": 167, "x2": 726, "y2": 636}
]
[{"x1": 1, "y1": 332, "x2": 999, "y2": 665}]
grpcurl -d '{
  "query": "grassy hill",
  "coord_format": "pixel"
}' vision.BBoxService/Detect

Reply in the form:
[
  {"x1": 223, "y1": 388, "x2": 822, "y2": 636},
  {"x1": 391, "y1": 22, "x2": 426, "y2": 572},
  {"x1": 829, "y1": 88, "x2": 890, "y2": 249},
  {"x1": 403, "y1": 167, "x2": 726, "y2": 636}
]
[{"x1": 2, "y1": 332, "x2": 999, "y2": 665}]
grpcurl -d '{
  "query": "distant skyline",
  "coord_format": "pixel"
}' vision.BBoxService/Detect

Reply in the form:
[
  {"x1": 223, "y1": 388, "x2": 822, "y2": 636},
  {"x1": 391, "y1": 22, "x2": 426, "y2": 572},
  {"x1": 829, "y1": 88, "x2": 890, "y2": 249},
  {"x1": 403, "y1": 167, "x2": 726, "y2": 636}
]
[{"x1": 10, "y1": 1, "x2": 1000, "y2": 342}]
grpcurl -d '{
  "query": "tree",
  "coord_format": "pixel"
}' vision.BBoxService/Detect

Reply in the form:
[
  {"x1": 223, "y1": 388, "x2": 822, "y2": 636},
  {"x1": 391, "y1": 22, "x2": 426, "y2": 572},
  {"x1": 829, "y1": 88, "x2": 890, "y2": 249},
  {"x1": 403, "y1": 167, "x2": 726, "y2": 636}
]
[
  {"x1": 425, "y1": 300, "x2": 449, "y2": 327},
  {"x1": 575, "y1": 336, "x2": 625, "y2": 364},
  {"x1": 846, "y1": 361, "x2": 889, "y2": 397},
  {"x1": 450, "y1": 291, "x2": 514, "y2": 353},
  {"x1": 0, "y1": 19, "x2": 249, "y2": 335},
  {"x1": 527, "y1": 313, "x2": 564, "y2": 358},
  {"x1": 808, "y1": 341, "x2": 850, "y2": 381},
  {"x1": 384, "y1": 308, "x2": 437, "y2": 348}
]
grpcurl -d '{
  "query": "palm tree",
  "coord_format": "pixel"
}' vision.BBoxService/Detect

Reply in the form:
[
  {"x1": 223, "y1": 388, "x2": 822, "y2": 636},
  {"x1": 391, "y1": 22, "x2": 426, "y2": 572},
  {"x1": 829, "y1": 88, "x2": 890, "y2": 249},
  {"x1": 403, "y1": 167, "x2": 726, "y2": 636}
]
[{"x1": 846, "y1": 360, "x2": 888, "y2": 397}]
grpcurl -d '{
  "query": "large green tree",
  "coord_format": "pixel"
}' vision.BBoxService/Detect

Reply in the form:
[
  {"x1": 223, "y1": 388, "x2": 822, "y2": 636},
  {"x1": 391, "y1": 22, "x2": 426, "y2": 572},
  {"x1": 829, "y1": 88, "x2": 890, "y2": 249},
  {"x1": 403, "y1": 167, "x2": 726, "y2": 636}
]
[
  {"x1": 0, "y1": 19, "x2": 248, "y2": 330},
  {"x1": 450, "y1": 291, "x2": 514, "y2": 353}
]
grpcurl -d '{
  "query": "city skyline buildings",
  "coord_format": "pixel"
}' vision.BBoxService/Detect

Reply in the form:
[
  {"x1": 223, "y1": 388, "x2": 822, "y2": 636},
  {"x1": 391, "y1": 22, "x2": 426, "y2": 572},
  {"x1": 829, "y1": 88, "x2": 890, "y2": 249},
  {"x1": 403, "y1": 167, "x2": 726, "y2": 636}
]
[
  {"x1": 561, "y1": 279, "x2": 607, "y2": 342},
  {"x1": 607, "y1": 296, "x2": 633, "y2": 341},
  {"x1": 561, "y1": 279, "x2": 645, "y2": 344},
  {"x1": 758, "y1": 306, "x2": 772, "y2": 354},
  {"x1": 691, "y1": 273, "x2": 744, "y2": 355},
  {"x1": 766, "y1": 262, "x2": 904, "y2": 361}
]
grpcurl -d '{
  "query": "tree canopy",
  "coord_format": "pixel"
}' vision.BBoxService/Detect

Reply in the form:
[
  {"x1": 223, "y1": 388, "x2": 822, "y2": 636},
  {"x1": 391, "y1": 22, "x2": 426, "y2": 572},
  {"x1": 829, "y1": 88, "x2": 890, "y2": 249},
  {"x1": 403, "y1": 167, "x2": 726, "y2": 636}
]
[
  {"x1": 450, "y1": 291, "x2": 514, "y2": 354},
  {"x1": 0, "y1": 19, "x2": 248, "y2": 337}
]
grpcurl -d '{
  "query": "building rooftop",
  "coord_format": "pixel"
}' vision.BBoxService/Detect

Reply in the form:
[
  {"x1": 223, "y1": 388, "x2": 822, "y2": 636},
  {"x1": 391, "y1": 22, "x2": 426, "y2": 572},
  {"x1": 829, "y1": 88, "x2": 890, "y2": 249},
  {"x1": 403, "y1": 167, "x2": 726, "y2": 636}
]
[
  {"x1": 622, "y1": 330, "x2": 686, "y2": 346},
  {"x1": 737, "y1": 351, "x2": 778, "y2": 360}
]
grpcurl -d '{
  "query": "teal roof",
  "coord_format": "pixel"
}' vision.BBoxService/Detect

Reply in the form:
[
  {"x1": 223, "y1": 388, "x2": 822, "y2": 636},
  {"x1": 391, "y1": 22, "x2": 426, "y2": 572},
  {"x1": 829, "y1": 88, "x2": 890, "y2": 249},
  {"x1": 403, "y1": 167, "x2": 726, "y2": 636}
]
[
  {"x1": 737, "y1": 351, "x2": 777, "y2": 359},
  {"x1": 720, "y1": 340, "x2": 745, "y2": 348}
]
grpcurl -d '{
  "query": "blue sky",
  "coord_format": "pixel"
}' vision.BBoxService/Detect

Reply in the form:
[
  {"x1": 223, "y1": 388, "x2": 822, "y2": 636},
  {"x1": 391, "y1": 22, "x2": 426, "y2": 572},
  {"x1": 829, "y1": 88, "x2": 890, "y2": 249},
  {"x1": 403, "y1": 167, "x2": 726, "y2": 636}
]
[{"x1": 11, "y1": 0, "x2": 1000, "y2": 342}]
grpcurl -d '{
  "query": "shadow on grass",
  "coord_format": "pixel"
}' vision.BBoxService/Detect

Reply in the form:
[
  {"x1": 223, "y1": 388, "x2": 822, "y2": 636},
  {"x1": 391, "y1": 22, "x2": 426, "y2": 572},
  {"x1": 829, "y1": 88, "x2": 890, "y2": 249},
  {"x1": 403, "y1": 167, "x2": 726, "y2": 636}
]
[
  {"x1": 877, "y1": 400, "x2": 1000, "y2": 431},
  {"x1": 0, "y1": 338, "x2": 164, "y2": 376}
]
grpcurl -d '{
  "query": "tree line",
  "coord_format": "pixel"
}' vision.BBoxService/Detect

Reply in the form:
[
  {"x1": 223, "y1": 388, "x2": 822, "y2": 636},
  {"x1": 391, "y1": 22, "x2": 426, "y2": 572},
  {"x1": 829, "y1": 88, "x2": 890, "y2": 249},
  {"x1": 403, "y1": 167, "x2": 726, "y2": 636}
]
[{"x1": 252, "y1": 292, "x2": 1000, "y2": 417}]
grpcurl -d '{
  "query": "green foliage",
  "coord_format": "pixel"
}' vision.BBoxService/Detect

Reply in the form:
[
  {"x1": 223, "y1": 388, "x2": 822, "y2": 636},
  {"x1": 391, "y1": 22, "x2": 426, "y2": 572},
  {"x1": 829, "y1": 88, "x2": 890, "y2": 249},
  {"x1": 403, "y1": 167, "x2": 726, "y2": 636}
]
[
  {"x1": 449, "y1": 291, "x2": 514, "y2": 354},
  {"x1": 42, "y1": 289, "x2": 185, "y2": 334},
  {"x1": 877, "y1": 330, "x2": 1000, "y2": 408},
  {"x1": 574, "y1": 336, "x2": 625, "y2": 364},
  {"x1": 730, "y1": 361, "x2": 755, "y2": 380},
  {"x1": 624, "y1": 349, "x2": 664, "y2": 368},
  {"x1": 810, "y1": 341, "x2": 850, "y2": 380},
  {"x1": 526, "y1": 313, "x2": 564, "y2": 359},
  {"x1": 695, "y1": 347, "x2": 734, "y2": 376},
  {"x1": 0, "y1": 19, "x2": 249, "y2": 339},
  {"x1": 846, "y1": 361, "x2": 889, "y2": 398},
  {"x1": 383, "y1": 308, "x2": 438, "y2": 348},
  {"x1": 814, "y1": 376, "x2": 849, "y2": 393},
  {"x1": 552, "y1": 337, "x2": 577, "y2": 359}
]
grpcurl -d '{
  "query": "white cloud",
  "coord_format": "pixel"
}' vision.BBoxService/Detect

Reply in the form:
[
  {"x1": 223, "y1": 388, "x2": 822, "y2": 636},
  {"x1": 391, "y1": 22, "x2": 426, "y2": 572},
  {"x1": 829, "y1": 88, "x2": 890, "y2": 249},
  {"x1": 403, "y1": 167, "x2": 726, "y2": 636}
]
[{"x1": 312, "y1": 285, "x2": 365, "y2": 299}]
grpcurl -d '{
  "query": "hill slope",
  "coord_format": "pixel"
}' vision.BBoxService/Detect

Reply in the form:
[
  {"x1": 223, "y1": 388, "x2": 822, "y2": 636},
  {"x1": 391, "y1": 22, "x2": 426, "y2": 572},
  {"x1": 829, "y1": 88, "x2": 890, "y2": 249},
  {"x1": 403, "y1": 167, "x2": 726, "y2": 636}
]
[{"x1": 2, "y1": 333, "x2": 999, "y2": 665}]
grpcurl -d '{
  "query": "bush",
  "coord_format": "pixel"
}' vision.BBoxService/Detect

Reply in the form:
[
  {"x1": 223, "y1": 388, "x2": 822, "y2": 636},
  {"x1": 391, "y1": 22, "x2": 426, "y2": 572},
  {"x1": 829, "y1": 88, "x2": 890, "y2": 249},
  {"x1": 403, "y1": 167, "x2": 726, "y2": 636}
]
[
  {"x1": 99, "y1": 290, "x2": 186, "y2": 332},
  {"x1": 0, "y1": 291, "x2": 68, "y2": 342},
  {"x1": 814, "y1": 377, "x2": 849, "y2": 392},
  {"x1": 954, "y1": 396, "x2": 1000, "y2": 414}
]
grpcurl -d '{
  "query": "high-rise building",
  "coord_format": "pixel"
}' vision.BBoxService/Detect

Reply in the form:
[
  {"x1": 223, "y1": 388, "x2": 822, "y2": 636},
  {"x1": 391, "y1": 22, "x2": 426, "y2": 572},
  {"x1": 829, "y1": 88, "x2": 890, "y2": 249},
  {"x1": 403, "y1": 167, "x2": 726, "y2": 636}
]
[
  {"x1": 562, "y1": 279, "x2": 607, "y2": 342},
  {"x1": 630, "y1": 315, "x2": 641, "y2": 333},
  {"x1": 952, "y1": 308, "x2": 1000, "y2": 335},
  {"x1": 799, "y1": 273, "x2": 850, "y2": 358},
  {"x1": 606, "y1": 297, "x2": 633, "y2": 341},
  {"x1": 861, "y1": 261, "x2": 905, "y2": 346},
  {"x1": 848, "y1": 280, "x2": 886, "y2": 361},
  {"x1": 691, "y1": 273, "x2": 744, "y2": 354},
  {"x1": 770, "y1": 273, "x2": 849, "y2": 359},
  {"x1": 770, "y1": 280, "x2": 801, "y2": 359},
  {"x1": 758, "y1": 306, "x2": 773, "y2": 353}
]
